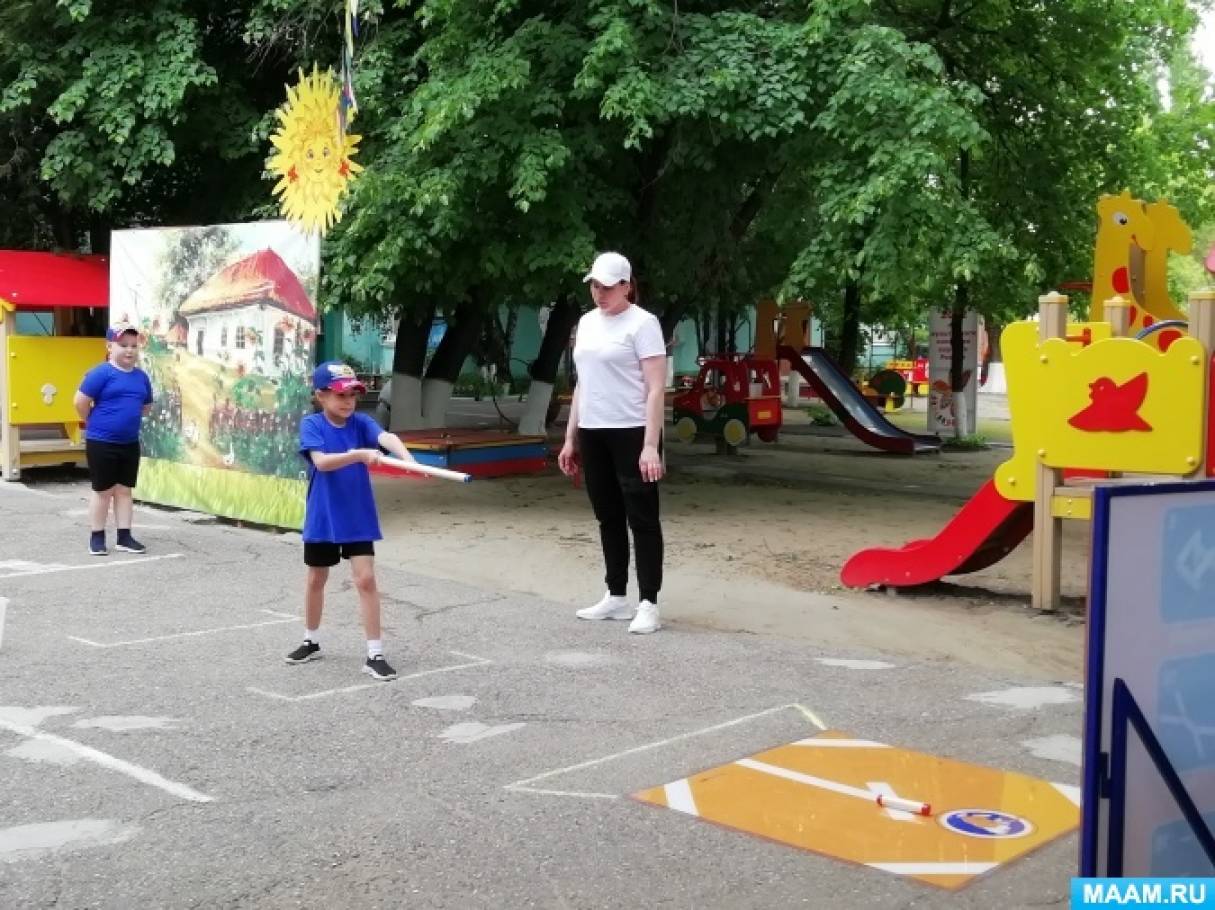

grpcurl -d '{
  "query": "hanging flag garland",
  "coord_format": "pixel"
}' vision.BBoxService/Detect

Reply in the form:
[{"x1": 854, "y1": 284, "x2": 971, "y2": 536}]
[
  {"x1": 267, "y1": 66, "x2": 363, "y2": 236},
  {"x1": 339, "y1": 0, "x2": 360, "y2": 137}
]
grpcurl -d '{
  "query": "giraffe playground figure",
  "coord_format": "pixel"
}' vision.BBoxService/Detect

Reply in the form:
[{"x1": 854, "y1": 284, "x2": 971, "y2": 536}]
[{"x1": 1090, "y1": 191, "x2": 1195, "y2": 351}]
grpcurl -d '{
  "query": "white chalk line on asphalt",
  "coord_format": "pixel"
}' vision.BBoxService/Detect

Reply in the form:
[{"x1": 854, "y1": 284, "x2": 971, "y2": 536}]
[
  {"x1": 0, "y1": 553, "x2": 183, "y2": 579},
  {"x1": 0, "y1": 715, "x2": 212, "y2": 803},
  {"x1": 504, "y1": 703, "x2": 827, "y2": 800},
  {"x1": 66, "y1": 610, "x2": 297, "y2": 649},
  {"x1": 247, "y1": 651, "x2": 494, "y2": 702}
]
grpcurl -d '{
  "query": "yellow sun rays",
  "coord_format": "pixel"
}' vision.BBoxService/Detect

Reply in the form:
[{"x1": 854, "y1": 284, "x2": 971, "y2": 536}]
[{"x1": 267, "y1": 67, "x2": 363, "y2": 236}]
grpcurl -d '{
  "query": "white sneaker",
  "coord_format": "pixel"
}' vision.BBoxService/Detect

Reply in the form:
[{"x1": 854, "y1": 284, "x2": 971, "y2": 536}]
[
  {"x1": 576, "y1": 592, "x2": 634, "y2": 621},
  {"x1": 628, "y1": 600, "x2": 661, "y2": 634}
]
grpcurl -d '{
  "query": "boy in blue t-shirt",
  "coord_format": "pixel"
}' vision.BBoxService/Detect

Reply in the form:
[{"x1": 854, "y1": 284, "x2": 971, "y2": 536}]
[
  {"x1": 285, "y1": 361, "x2": 417, "y2": 681},
  {"x1": 74, "y1": 324, "x2": 154, "y2": 556}
]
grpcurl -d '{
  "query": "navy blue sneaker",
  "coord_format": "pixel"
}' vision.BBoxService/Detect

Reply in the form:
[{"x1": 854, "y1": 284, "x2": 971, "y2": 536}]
[
  {"x1": 89, "y1": 532, "x2": 107, "y2": 556},
  {"x1": 115, "y1": 532, "x2": 146, "y2": 554}
]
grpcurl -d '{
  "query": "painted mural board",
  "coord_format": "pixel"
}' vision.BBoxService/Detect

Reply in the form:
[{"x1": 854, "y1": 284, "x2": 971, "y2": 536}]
[{"x1": 110, "y1": 222, "x2": 320, "y2": 529}]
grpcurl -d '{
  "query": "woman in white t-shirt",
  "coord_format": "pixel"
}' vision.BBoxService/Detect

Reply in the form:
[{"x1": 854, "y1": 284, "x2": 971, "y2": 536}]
[{"x1": 558, "y1": 252, "x2": 668, "y2": 634}]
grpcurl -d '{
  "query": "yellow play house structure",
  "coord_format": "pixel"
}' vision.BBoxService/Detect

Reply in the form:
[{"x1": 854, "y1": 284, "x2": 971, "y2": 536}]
[
  {"x1": 842, "y1": 193, "x2": 1215, "y2": 609},
  {"x1": 0, "y1": 251, "x2": 109, "y2": 480}
]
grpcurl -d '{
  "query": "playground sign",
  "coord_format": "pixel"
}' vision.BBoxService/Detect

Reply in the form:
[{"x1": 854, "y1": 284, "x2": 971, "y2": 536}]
[
  {"x1": 1081, "y1": 481, "x2": 1215, "y2": 877},
  {"x1": 927, "y1": 309, "x2": 979, "y2": 436},
  {"x1": 111, "y1": 222, "x2": 320, "y2": 529}
]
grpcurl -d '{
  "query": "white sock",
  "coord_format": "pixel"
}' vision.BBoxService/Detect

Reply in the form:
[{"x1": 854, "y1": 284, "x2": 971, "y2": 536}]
[
  {"x1": 305, "y1": 629, "x2": 319, "y2": 644},
  {"x1": 367, "y1": 639, "x2": 383, "y2": 658}
]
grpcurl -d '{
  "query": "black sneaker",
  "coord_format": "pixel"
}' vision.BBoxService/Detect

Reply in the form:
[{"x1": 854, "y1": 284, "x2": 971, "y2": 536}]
[
  {"x1": 284, "y1": 640, "x2": 321, "y2": 663},
  {"x1": 115, "y1": 533, "x2": 146, "y2": 554},
  {"x1": 89, "y1": 533, "x2": 107, "y2": 557},
  {"x1": 363, "y1": 655, "x2": 397, "y2": 681}
]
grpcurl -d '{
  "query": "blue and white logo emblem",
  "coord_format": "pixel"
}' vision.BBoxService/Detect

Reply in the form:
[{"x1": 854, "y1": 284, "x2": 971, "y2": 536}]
[{"x1": 940, "y1": 809, "x2": 1033, "y2": 839}]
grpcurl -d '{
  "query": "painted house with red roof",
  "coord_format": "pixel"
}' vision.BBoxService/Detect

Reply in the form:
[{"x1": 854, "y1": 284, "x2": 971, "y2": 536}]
[{"x1": 179, "y1": 249, "x2": 317, "y2": 378}]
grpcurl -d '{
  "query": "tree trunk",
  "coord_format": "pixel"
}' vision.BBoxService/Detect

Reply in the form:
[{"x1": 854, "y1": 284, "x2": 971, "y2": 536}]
[
  {"x1": 385, "y1": 375, "x2": 423, "y2": 432},
  {"x1": 385, "y1": 303, "x2": 435, "y2": 431},
  {"x1": 987, "y1": 326, "x2": 1002, "y2": 363},
  {"x1": 87, "y1": 215, "x2": 111, "y2": 254},
  {"x1": 949, "y1": 282, "x2": 973, "y2": 438},
  {"x1": 949, "y1": 147, "x2": 974, "y2": 437},
  {"x1": 480, "y1": 304, "x2": 518, "y2": 393},
  {"x1": 421, "y1": 294, "x2": 486, "y2": 428},
  {"x1": 50, "y1": 200, "x2": 76, "y2": 251},
  {"x1": 837, "y1": 277, "x2": 863, "y2": 378},
  {"x1": 716, "y1": 305, "x2": 729, "y2": 356},
  {"x1": 519, "y1": 296, "x2": 580, "y2": 435},
  {"x1": 658, "y1": 298, "x2": 686, "y2": 345},
  {"x1": 694, "y1": 310, "x2": 712, "y2": 355}
]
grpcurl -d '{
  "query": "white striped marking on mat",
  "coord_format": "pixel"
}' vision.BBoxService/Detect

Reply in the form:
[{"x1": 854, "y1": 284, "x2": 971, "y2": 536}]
[
  {"x1": 867, "y1": 862, "x2": 999, "y2": 876},
  {"x1": 663, "y1": 779, "x2": 699, "y2": 817}
]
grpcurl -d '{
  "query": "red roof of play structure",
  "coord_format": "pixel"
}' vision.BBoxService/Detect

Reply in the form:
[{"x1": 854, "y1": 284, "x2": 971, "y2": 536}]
[
  {"x1": 179, "y1": 249, "x2": 317, "y2": 322},
  {"x1": 0, "y1": 251, "x2": 109, "y2": 310}
]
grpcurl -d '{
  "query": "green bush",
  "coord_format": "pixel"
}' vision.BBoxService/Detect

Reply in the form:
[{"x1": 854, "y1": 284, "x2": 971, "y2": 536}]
[
  {"x1": 804, "y1": 404, "x2": 838, "y2": 426},
  {"x1": 453, "y1": 372, "x2": 506, "y2": 399},
  {"x1": 213, "y1": 425, "x2": 300, "y2": 478},
  {"x1": 452, "y1": 372, "x2": 482, "y2": 397},
  {"x1": 141, "y1": 409, "x2": 183, "y2": 461},
  {"x1": 231, "y1": 375, "x2": 264, "y2": 409},
  {"x1": 275, "y1": 369, "x2": 313, "y2": 415},
  {"x1": 942, "y1": 433, "x2": 990, "y2": 451}
]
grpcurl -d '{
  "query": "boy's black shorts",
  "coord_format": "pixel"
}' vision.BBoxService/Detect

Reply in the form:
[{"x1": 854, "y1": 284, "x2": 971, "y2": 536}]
[
  {"x1": 303, "y1": 541, "x2": 375, "y2": 567},
  {"x1": 85, "y1": 439, "x2": 141, "y2": 492}
]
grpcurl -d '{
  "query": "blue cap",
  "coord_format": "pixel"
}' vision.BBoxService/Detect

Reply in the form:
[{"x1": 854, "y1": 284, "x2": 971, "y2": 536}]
[
  {"x1": 312, "y1": 361, "x2": 367, "y2": 392},
  {"x1": 106, "y1": 323, "x2": 140, "y2": 342}
]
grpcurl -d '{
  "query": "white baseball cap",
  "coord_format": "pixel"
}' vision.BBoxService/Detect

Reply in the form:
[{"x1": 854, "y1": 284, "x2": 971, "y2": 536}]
[{"x1": 583, "y1": 252, "x2": 632, "y2": 286}]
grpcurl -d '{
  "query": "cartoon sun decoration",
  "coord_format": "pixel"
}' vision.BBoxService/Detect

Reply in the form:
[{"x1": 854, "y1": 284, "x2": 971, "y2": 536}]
[{"x1": 267, "y1": 66, "x2": 363, "y2": 236}]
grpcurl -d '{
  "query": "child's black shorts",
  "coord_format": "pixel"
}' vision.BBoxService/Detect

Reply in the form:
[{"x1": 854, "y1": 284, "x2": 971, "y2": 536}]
[
  {"x1": 85, "y1": 439, "x2": 141, "y2": 492},
  {"x1": 303, "y1": 541, "x2": 375, "y2": 567}
]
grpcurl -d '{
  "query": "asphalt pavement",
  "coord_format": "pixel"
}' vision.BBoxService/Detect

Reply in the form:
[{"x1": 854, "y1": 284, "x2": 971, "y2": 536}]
[{"x1": 0, "y1": 473, "x2": 1083, "y2": 909}]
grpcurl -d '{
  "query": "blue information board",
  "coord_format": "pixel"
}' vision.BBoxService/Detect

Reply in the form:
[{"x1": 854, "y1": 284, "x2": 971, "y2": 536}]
[{"x1": 1082, "y1": 481, "x2": 1215, "y2": 877}]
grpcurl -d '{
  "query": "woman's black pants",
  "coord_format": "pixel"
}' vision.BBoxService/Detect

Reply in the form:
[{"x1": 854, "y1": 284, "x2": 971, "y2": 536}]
[{"x1": 578, "y1": 427, "x2": 663, "y2": 604}]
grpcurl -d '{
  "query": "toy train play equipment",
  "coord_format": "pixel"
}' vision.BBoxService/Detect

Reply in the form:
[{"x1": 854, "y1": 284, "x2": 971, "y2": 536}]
[
  {"x1": 0, "y1": 252, "x2": 109, "y2": 480},
  {"x1": 671, "y1": 354, "x2": 783, "y2": 446},
  {"x1": 843, "y1": 193, "x2": 1215, "y2": 609}
]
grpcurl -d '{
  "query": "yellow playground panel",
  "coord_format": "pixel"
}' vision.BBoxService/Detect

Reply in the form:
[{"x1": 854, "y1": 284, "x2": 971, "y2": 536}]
[
  {"x1": 1036, "y1": 335, "x2": 1205, "y2": 473},
  {"x1": 995, "y1": 318, "x2": 1208, "y2": 503},
  {"x1": 994, "y1": 286, "x2": 1215, "y2": 611},
  {"x1": 634, "y1": 730, "x2": 1080, "y2": 891},
  {"x1": 0, "y1": 251, "x2": 109, "y2": 480}
]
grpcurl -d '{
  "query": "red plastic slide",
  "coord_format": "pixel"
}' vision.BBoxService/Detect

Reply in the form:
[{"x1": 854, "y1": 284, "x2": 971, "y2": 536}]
[{"x1": 839, "y1": 479, "x2": 1032, "y2": 588}]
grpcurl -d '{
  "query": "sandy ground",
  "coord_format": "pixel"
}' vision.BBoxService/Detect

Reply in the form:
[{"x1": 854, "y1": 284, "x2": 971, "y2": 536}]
[{"x1": 375, "y1": 406, "x2": 1090, "y2": 685}]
